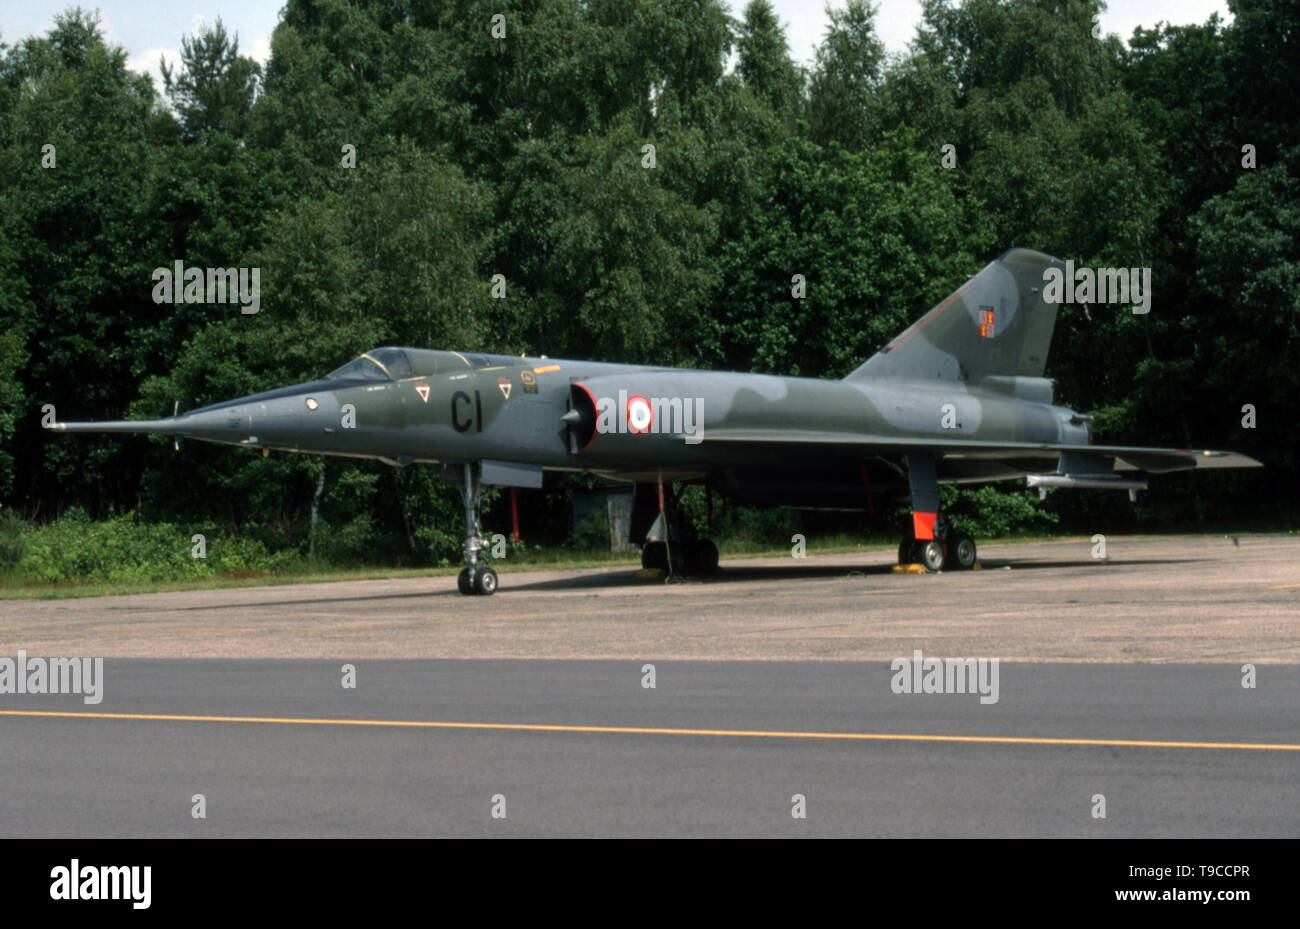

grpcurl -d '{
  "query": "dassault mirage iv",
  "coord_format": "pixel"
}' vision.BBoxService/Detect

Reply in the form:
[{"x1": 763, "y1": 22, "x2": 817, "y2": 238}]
[{"x1": 49, "y1": 248, "x2": 1260, "y2": 594}]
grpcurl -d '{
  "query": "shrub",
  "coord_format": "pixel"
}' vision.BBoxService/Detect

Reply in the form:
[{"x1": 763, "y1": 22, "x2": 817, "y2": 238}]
[
  {"x1": 0, "y1": 509, "x2": 25, "y2": 572},
  {"x1": 941, "y1": 485, "x2": 1059, "y2": 538},
  {"x1": 17, "y1": 510, "x2": 296, "y2": 584},
  {"x1": 570, "y1": 509, "x2": 610, "y2": 551}
]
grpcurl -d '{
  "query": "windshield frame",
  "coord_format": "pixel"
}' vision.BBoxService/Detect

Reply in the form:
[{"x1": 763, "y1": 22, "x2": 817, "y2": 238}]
[{"x1": 326, "y1": 355, "x2": 390, "y2": 382}]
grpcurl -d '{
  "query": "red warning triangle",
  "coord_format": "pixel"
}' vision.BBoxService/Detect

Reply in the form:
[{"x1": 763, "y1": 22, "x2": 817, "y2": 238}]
[{"x1": 415, "y1": 382, "x2": 430, "y2": 403}]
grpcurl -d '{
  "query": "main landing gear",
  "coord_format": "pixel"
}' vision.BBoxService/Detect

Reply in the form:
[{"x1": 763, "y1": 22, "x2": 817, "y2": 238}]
[
  {"x1": 455, "y1": 462, "x2": 498, "y2": 596},
  {"x1": 898, "y1": 523, "x2": 977, "y2": 572},
  {"x1": 641, "y1": 538, "x2": 720, "y2": 575},
  {"x1": 632, "y1": 480, "x2": 721, "y2": 578},
  {"x1": 898, "y1": 453, "x2": 977, "y2": 572}
]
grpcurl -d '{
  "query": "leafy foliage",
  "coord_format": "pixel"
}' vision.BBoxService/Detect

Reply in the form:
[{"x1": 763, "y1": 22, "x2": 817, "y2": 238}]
[
  {"x1": 0, "y1": 509, "x2": 25, "y2": 572},
  {"x1": 941, "y1": 485, "x2": 1058, "y2": 538},
  {"x1": 161, "y1": 17, "x2": 261, "y2": 139},
  {"x1": 16, "y1": 508, "x2": 298, "y2": 583}
]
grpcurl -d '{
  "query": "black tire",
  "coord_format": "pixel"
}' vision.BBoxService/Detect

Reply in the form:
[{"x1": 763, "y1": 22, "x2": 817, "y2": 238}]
[
  {"x1": 474, "y1": 566, "x2": 498, "y2": 596},
  {"x1": 641, "y1": 541, "x2": 669, "y2": 570},
  {"x1": 919, "y1": 539, "x2": 945, "y2": 572},
  {"x1": 898, "y1": 538, "x2": 914, "y2": 565},
  {"x1": 946, "y1": 533, "x2": 977, "y2": 570},
  {"x1": 457, "y1": 567, "x2": 475, "y2": 595},
  {"x1": 687, "y1": 539, "x2": 719, "y2": 574}
]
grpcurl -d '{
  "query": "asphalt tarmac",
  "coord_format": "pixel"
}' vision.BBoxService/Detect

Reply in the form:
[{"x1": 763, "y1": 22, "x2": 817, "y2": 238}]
[
  {"x1": 1, "y1": 660, "x2": 1296, "y2": 837},
  {"x1": 2, "y1": 535, "x2": 1296, "y2": 662},
  {"x1": 1, "y1": 536, "x2": 1296, "y2": 837}
]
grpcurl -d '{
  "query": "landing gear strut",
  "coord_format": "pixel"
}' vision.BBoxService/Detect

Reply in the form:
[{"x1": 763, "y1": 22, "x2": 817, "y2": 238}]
[
  {"x1": 455, "y1": 462, "x2": 498, "y2": 596},
  {"x1": 898, "y1": 454, "x2": 977, "y2": 572}
]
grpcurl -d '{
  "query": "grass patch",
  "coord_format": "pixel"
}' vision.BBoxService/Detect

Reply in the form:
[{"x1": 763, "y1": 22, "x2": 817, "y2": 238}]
[{"x1": 0, "y1": 527, "x2": 1284, "y2": 601}]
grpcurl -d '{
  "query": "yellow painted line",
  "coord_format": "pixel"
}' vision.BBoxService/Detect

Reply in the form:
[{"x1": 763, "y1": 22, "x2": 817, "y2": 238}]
[
  {"x1": 1264, "y1": 583, "x2": 1300, "y2": 590},
  {"x1": 450, "y1": 351, "x2": 472, "y2": 368},
  {"x1": 1, "y1": 710, "x2": 1297, "y2": 752},
  {"x1": 532, "y1": 364, "x2": 561, "y2": 374}
]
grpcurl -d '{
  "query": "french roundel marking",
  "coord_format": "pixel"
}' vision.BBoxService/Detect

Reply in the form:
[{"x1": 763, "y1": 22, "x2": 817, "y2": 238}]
[{"x1": 626, "y1": 395, "x2": 653, "y2": 435}]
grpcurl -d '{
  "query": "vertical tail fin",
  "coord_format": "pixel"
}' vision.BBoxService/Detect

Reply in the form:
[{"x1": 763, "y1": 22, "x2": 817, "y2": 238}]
[{"x1": 845, "y1": 248, "x2": 1064, "y2": 383}]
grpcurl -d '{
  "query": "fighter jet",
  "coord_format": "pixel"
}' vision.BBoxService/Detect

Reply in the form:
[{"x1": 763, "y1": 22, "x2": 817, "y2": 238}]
[{"x1": 48, "y1": 248, "x2": 1260, "y2": 594}]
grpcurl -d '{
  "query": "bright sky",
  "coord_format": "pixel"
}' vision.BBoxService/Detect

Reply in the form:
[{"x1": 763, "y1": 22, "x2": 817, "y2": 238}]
[
  {"x1": 778, "y1": 0, "x2": 1234, "y2": 64},
  {"x1": 2, "y1": 1, "x2": 1234, "y2": 88}
]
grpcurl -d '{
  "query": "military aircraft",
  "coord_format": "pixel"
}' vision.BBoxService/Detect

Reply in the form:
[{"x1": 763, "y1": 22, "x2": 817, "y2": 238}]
[{"x1": 48, "y1": 248, "x2": 1260, "y2": 594}]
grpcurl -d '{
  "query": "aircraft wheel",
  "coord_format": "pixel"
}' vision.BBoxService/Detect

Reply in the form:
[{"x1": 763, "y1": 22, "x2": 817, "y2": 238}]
[
  {"x1": 946, "y1": 533, "x2": 977, "y2": 570},
  {"x1": 919, "y1": 540, "x2": 945, "y2": 572},
  {"x1": 457, "y1": 567, "x2": 476, "y2": 595},
  {"x1": 641, "y1": 541, "x2": 669, "y2": 571},
  {"x1": 898, "y1": 538, "x2": 914, "y2": 565},
  {"x1": 474, "y1": 566, "x2": 498, "y2": 596},
  {"x1": 686, "y1": 539, "x2": 719, "y2": 574}
]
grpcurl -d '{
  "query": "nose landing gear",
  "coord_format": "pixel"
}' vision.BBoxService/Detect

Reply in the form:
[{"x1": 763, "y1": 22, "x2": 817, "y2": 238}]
[
  {"x1": 457, "y1": 564, "x2": 498, "y2": 595},
  {"x1": 455, "y1": 462, "x2": 499, "y2": 596}
]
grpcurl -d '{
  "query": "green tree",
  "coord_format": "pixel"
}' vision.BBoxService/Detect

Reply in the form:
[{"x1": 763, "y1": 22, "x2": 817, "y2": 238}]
[
  {"x1": 0, "y1": 328, "x2": 26, "y2": 499},
  {"x1": 736, "y1": 0, "x2": 804, "y2": 122},
  {"x1": 712, "y1": 132, "x2": 991, "y2": 377},
  {"x1": 1192, "y1": 159, "x2": 1300, "y2": 481},
  {"x1": 807, "y1": 0, "x2": 886, "y2": 150},
  {"x1": 488, "y1": 121, "x2": 717, "y2": 364},
  {"x1": 0, "y1": 10, "x2": 180, "y2": 515},
  {"x1": 161, "y1": 18, "x2": 261, "y2": 139},
  {"x1": 1224, "y1": 0, "x2": 1300, "y2": 162}
]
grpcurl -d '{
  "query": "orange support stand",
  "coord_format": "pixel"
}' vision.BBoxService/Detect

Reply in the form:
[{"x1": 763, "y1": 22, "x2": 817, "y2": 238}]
[{"x1": 509, "y1": 487, "x2": 520, "y2": 542}]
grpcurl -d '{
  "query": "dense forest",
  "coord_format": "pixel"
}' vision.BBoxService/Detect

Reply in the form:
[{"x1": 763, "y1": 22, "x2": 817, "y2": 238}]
[{"x1": 0, "y1": 0, "x2": 1296, "y2": 578}]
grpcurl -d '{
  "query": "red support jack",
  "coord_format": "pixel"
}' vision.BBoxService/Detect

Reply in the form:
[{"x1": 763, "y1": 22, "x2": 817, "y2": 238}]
[{"x1": 509, "y1": 487, "x2": 520, "y2": 542}]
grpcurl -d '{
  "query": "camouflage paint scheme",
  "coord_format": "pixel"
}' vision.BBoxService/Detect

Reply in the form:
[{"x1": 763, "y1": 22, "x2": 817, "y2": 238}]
[{"x1": 50, "y1": 248, "x2": 1261, "y2": 584}]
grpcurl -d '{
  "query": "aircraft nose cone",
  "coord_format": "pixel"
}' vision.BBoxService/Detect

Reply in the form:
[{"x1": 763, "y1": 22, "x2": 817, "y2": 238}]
[
  {"x1": 169, "y1": 406, "x2": 252, "y2": 442},
  {"x1": 176, "y1": 393, "x2": 310, "y2": 448}
]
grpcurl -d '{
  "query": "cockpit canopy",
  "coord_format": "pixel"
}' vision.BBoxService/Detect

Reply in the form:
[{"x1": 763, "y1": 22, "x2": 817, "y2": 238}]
[
  {"x1": 326, "y1": 347, "x2": 500, "y2": 382},
  {"x1": 326, "y1": 352, "x2": 402, "y2": 381}
]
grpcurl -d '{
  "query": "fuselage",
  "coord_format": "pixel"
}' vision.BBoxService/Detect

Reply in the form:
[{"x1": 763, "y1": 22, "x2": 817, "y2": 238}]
[{"x1": 161, "y1": 347, "x2": 1090, "y2": 508}]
